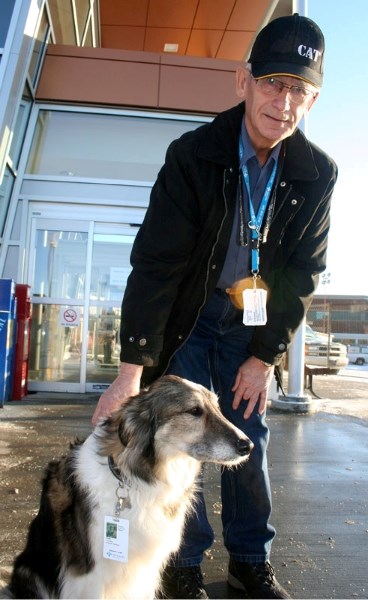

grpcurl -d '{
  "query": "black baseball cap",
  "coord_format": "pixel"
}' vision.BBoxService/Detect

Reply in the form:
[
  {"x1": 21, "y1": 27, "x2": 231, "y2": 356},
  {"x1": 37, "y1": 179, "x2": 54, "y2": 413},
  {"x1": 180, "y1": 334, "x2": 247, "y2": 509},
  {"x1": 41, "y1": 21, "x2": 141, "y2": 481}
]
[{"x1": 248, "y1": 14, "x2": 325, "y2": 88}]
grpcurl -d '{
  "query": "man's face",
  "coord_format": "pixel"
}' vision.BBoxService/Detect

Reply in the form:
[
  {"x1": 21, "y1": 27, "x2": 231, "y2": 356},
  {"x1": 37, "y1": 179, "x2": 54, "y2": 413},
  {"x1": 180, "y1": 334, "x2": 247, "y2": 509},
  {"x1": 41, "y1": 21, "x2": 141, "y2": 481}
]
[{"x1": 236, "y1": 67, "x2": 319, "y2": 150}]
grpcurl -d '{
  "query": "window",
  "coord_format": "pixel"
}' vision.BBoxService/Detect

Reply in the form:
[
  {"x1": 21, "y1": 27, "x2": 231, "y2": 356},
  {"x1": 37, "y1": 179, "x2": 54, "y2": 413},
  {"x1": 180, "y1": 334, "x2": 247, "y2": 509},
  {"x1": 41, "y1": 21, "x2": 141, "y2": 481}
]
[
  {"x1": 25, "y1": 110, "x2": 206, "y2": 181},
  {"x1": 47, "y1": 0, "x2": 99, "y2": 46},
  {"x1": 0, "y1": 165, "x2": 15, "y2": 236},
  {"x1": 28, "y1": 8, "x2": 50, "y2": 86},
  {"x1": 9, "y1": 83, "x2": 33, "y2": 168},
  {"x1": 0, "y1": 0, "x2": 15, "y2": 49}
]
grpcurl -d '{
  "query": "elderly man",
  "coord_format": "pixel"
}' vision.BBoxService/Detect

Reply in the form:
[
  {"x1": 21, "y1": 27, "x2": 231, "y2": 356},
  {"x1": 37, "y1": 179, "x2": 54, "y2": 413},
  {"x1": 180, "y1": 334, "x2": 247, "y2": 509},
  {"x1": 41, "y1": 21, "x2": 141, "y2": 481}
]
[{"x1": 93, "y1": 13, "x2": 337, "y2": 599}]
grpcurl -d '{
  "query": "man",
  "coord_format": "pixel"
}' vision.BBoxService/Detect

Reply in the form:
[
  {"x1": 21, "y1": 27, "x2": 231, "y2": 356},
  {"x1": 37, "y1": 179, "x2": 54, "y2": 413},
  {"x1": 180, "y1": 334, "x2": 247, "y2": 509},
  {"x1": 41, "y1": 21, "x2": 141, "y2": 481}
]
[{"x1": 93, "y1": 14, "x2": 337, "y2": 599}]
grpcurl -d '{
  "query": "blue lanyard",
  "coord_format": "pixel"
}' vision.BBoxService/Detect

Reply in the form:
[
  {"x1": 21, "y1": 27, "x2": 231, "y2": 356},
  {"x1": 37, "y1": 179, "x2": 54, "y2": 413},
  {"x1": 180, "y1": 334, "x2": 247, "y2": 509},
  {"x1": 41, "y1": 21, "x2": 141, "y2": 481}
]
[{"x1": 239, "y1": 136, "x2": 277, "y2": 274}]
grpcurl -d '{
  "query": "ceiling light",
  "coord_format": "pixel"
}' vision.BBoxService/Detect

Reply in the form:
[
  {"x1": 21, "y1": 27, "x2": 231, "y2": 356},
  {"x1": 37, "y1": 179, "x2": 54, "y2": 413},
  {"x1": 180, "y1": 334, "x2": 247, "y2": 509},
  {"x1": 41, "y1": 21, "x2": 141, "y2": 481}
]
[{"x1": 164, "y1": 43, "x2": 179, "y2": 53}]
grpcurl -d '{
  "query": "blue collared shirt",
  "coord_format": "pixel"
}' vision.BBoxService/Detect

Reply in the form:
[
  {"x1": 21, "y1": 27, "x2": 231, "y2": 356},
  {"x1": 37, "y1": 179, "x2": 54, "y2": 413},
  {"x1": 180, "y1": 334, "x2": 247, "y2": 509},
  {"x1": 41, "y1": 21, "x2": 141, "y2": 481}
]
[{"x1": 216, "y1": 121, "x2": 281, "y2": 289}]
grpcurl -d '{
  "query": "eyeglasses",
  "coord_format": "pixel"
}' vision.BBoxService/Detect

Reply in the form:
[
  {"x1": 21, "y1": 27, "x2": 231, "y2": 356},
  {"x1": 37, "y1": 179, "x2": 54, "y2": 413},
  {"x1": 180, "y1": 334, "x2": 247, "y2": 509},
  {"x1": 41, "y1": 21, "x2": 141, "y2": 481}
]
[{"x1": 252, "y1": 76, "x2": 317, "y2": 105}]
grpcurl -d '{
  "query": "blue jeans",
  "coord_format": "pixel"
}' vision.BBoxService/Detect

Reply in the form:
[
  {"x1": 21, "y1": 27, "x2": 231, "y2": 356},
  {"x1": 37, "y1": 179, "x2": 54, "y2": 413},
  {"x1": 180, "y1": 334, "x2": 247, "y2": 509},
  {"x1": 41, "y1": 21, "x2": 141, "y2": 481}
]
[{"x1": 166, "y1": 288, "x2": 275, "y2": 565}]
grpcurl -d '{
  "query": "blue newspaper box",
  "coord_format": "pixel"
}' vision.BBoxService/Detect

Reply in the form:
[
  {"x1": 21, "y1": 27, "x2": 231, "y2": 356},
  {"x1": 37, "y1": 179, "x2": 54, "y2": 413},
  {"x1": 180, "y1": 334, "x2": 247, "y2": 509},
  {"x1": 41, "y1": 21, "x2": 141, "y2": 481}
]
[{"x1": 0, "y1": 279, "x2": 16, "y2": 406}]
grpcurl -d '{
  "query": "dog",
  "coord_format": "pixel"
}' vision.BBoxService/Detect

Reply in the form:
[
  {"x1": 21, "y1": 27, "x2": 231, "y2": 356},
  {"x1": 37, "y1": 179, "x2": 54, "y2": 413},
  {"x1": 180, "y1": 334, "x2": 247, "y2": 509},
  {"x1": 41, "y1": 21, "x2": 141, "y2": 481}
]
[{"x1": 5, "y1": 375, "x2": 253, "y2": 600}]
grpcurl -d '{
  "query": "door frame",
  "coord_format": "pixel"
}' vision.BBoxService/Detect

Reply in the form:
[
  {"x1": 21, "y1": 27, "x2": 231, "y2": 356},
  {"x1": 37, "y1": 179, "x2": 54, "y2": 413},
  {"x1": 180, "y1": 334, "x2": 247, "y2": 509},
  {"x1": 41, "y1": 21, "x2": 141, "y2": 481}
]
[{"x1": 26, "y1": 202, "x2": 142, "y2": 392}]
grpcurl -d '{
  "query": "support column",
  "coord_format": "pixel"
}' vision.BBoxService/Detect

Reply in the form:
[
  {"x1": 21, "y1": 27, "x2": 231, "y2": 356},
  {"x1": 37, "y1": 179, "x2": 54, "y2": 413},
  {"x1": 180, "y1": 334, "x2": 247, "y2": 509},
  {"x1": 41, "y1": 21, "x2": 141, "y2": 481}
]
[{"x1": 271, "y1": 318, "x2": 318, "y2": 412}]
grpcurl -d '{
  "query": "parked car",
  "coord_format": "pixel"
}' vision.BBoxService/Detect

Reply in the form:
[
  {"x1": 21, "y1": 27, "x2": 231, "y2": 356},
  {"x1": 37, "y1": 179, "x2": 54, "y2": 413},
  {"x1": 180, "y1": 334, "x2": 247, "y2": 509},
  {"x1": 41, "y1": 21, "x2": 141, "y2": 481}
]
[
  {"x1": 304, "y1": 325, "x2": 348, "y2": 373},
  {"x1": 347, "y1": 345, "x2": 368, "y2": 366}
]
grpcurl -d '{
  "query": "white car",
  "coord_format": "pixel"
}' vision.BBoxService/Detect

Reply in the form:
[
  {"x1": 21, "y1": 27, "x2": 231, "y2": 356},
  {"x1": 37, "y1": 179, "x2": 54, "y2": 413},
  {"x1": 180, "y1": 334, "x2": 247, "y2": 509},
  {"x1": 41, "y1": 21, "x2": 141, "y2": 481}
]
[
  {"x1": 347, "y1": 345, "x2": 368, "y2": 366},
  {"x1": 305, "y1": 325, "x2": 349, "y2": 373}
]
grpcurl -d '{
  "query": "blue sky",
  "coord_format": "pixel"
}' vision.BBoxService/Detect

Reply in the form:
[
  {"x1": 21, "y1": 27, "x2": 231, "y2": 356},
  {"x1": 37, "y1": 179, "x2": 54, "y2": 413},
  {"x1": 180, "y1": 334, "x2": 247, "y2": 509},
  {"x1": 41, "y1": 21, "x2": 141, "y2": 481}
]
[{"x1": 306, "y1": 0, "x2": 367, "y2": 296}]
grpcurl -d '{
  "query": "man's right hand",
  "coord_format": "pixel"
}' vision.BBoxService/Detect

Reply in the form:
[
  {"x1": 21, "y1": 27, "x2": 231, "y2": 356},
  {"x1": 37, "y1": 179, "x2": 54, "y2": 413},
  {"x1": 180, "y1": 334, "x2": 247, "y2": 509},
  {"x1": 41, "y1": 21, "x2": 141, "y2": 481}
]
[{"x1": 92, "y1": 362, "x2": 143, "y2": 426}]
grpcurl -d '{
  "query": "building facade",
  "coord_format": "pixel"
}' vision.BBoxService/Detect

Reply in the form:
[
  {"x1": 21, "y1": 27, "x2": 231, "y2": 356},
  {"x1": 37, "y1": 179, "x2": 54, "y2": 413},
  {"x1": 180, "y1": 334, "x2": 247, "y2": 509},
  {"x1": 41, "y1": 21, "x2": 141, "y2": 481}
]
[
  {"x1": 308, "y1": 295, "x2": 368, "y2": 347},
  {"x1": 4, "y1": 0, "x2": 334, "y2": 395}
]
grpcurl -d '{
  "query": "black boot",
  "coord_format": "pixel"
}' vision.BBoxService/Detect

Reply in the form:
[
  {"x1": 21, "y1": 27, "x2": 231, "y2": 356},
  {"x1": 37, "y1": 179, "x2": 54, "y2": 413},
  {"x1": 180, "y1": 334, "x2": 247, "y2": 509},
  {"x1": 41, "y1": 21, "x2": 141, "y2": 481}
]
[
  {"x1": 228, "y1": 559, "x2": 291, "y2": 599},
  {"x1": 159, "y1": 565, "x2": 209, "y2": 599}
]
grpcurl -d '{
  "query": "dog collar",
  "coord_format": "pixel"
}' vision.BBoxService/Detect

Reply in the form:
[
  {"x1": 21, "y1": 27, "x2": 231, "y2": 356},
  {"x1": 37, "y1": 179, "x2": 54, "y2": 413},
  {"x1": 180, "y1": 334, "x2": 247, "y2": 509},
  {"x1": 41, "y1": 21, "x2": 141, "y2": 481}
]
[
  {"x1": 108, "y1": 455, "x2": 132, "y2": 487},
  {"x1": 108, "y1": 455, "x2": 123, "y2": 481}
]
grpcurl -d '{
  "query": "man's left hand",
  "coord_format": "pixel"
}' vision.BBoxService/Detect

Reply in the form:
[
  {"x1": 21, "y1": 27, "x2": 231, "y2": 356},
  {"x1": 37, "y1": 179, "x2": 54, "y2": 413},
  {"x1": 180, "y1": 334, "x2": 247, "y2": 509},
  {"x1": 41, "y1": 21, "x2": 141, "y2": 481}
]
[{"x1": 232, "y1": 356, "x2": 274, "y2": 419}]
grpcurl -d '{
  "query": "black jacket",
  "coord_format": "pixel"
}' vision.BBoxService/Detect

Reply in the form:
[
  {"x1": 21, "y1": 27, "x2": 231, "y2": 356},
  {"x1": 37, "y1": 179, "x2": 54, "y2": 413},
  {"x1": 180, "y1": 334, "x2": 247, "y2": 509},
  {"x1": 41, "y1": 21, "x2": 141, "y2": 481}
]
[{"x1": 120, "y1": 102, "x2": 337, "y2": 384}]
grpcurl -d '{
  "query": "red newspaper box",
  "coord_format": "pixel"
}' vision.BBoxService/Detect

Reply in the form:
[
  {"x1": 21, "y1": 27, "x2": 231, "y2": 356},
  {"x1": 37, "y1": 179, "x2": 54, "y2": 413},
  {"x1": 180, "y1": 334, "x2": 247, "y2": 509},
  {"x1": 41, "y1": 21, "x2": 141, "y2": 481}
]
[{"x1": 12, "y1": 284, "x2": 31, "y2": 400}]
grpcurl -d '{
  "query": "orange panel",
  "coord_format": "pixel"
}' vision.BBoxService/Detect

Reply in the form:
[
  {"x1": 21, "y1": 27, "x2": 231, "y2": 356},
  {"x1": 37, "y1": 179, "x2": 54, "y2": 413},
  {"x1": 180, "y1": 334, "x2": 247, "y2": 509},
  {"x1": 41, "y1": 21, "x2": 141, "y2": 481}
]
[
  {"x1": 37, "y1": 46, "x2": 241, "y2": 114},
  {"x1": 102, "y1": 26, "x2": 145, "y2": 51},
  {"x1": 159, "y1": 63, "x2": 239, "y2": 113},
  {"x1": 216, "y1": 30, "x2": 254, "y2": 61},
  {"x1": 41, "y1": 45, "x2": 159, "y2": 63},
  {"x1": 100, "y1": 0, "x2": 149, "y2": 26},
  {"x1": 144, "y1": 28, "x2": 191, "y2": 54},
  {"x1": 36, "y1": 53, "x2": 160, "y2": 108},
  {"x1": 186, "y1": 29, "x2": 223, "y2": 59},
  {"x1": 147, "y1": 0, "x2": 198, "y2": 28},
  {"x1": 160, "y1": 53, "x2": 239, "y2": 70},
  {"x1": 227, "y1": 0, "x2": 270, "y2": 31},
  {"x1": 193, "y1": 0, "x2": 236, "y2": 30}
]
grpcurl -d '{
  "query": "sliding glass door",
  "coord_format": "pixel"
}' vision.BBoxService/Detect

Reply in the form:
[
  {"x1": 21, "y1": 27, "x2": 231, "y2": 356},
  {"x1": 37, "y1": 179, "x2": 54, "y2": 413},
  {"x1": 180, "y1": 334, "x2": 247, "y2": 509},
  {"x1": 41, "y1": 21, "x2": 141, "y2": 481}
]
[{"x1": 28, "y1": 216, "x2": 137, "y2": 392}]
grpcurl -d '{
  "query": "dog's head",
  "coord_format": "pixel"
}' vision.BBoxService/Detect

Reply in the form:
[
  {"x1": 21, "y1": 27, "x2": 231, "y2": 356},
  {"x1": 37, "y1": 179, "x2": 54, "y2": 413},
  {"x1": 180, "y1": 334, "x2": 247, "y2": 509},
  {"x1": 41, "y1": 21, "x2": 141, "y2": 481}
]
[{"x1": 95, "y1": 375, "x2": 253, "y2": 483}]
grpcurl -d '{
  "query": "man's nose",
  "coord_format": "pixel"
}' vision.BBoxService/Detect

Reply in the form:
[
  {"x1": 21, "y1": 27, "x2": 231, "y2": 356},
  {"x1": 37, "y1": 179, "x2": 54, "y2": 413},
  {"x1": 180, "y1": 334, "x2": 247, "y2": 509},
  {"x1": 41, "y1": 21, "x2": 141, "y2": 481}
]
[{"x1": 273, "y1": 88, "x2": 292, "y2": 109}]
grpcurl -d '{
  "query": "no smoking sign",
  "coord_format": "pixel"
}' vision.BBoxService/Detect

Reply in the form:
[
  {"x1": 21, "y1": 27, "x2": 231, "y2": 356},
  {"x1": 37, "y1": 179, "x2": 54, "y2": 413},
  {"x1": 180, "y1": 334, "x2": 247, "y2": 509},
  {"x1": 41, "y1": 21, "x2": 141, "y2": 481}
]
[{"x1": 60, "y1": 307, "x2": 80, "y2": 327}]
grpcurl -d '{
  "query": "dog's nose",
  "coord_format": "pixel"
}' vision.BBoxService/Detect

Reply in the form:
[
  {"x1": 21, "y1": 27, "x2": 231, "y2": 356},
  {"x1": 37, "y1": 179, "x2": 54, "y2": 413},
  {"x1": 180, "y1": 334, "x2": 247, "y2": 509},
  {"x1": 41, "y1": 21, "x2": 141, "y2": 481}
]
[{"x1": 237, "y1": 438, "x2": 253, "y2": 456}]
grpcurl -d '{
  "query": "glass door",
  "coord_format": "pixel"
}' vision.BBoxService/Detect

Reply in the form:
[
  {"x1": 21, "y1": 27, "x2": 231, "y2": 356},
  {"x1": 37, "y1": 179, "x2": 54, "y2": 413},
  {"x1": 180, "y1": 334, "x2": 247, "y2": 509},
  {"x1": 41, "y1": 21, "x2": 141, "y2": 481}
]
[
  {"x1": 28, "y1": 218, "x2": 90, "y2": 392},
  {"x1": 28, "y1": 216, "x2": 137, "y2": 392},
  {"x1": 86, "y1": 226, "x2": 136, "y2": 392}
]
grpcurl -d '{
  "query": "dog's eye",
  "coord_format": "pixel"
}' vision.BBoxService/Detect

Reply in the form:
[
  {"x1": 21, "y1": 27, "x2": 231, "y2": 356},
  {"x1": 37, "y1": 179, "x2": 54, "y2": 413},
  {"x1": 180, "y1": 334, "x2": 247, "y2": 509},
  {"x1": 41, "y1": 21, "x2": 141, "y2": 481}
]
[{"x1": 187, "y1": 406, "x2": 203, "y2": 417}]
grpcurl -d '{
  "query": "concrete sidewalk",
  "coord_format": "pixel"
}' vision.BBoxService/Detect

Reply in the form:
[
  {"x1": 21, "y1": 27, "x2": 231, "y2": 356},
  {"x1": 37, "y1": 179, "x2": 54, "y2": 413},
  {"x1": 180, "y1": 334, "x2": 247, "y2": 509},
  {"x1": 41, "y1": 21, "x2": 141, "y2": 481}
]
[{"x1": 1, "y1": 384, "x2": 367, "y2": 599}]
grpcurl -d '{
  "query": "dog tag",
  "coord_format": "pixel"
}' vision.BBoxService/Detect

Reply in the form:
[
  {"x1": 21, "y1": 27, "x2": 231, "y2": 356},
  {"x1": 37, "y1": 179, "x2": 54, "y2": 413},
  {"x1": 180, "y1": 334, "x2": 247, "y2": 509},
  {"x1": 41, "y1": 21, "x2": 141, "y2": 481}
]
[
  {"x1": 115, "y1": 496, "x2": 132, "y2": 517},
  {"x1": 103, "y1": 516, "x2": 129, "y2": 563},
  {"x1": 242, "y1": 288, "x2": 267, "y2": 326}
]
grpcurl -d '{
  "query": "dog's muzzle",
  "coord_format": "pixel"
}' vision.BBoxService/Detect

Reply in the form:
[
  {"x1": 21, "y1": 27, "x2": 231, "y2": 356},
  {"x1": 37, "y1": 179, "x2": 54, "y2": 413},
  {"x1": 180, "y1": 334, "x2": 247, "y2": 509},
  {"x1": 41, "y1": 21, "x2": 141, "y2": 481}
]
[{"x1": 237, "y1": 437, "x2": 254, "y2": 456}]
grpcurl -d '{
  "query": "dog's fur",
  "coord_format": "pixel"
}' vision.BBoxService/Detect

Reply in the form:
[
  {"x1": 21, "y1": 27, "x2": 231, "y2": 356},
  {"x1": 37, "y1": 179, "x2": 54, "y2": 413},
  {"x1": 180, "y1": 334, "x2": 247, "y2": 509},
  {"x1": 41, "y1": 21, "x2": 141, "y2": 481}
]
[{"x1": 5, "y1": 375, "x2": 253, "y2": 600}]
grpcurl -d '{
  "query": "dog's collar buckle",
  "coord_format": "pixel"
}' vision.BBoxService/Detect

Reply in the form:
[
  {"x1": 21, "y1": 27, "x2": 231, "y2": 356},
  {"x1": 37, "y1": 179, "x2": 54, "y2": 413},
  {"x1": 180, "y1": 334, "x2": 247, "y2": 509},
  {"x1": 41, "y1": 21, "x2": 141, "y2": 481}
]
[
  {"x1": 115, "y1": 493, "x2": 132, "y2": 516},
  {"x1": 108, "y1": 456, "x2": 132, "y2": 516},
  {"x1": 115, "y1": 482, "x2": 132, "y2": 517}
]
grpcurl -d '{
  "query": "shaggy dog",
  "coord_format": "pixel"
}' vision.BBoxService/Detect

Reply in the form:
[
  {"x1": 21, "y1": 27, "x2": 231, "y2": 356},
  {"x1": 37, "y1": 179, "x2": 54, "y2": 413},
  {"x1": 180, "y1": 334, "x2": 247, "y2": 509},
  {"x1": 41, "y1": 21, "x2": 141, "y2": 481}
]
[{"x1": 5, "y1": 375, "x2": 253, "y2": 599}]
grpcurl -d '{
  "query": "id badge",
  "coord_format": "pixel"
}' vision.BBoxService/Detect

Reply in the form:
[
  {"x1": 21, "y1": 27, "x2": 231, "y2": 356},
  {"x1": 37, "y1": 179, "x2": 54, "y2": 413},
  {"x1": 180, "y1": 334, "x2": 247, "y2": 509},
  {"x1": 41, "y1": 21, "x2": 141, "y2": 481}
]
[
  {"x1": 242, "y1": 288, "x2": 267, "y2": 326},
  {"x1": 103, "y1": 516, "x2": 129, "y2": 562}
]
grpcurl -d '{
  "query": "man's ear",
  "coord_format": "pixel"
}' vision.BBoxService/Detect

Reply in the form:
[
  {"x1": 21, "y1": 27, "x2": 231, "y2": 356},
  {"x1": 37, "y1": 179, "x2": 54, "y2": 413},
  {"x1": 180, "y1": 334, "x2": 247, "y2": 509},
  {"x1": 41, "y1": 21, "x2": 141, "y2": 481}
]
[{"x1": 236, "y1": 66, "x2": 250, "y2": 99}]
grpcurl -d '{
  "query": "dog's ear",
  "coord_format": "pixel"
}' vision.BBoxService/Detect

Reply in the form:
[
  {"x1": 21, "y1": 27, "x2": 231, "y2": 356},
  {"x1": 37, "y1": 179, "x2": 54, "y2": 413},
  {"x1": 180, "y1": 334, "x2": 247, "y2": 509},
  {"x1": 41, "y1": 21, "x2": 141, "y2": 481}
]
[
  {"x1": 139, "y1": 403, "x2": 158, "y2": 463},
  {"x1": 118, "y1": 417, "x2": 130, "y2": 448},
  {"x1": 118, "y1": 393, "x2": 159, "y2": 482},
  {"x1": 118, "y1": 396, "x2": 157, "y2": 455},
  {"x1": 95, "y1": 409, "x2": 126, "y2": 458}
]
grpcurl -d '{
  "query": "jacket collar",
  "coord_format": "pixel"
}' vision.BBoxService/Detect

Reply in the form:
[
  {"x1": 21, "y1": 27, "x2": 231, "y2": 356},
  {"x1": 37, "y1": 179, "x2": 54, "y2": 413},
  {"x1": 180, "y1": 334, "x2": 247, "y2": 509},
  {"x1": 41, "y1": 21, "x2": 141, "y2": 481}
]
[{"x1": 197, "y1": 102, "x2": 319, "y2": 182}]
